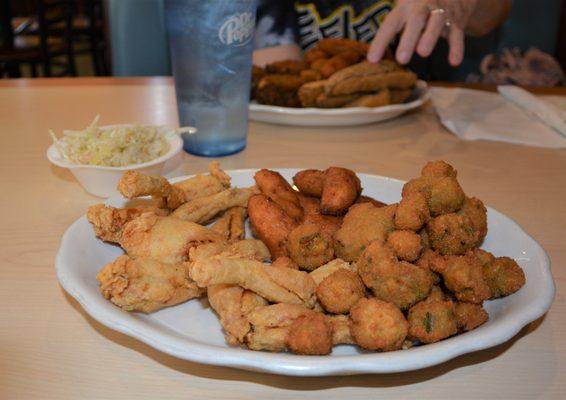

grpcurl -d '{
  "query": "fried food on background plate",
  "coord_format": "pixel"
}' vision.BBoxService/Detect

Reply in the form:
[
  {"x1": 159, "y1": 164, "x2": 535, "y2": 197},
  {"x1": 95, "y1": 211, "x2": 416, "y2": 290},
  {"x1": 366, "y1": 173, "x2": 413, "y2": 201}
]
[
  {"x1": 189, "y1": 255, "x2": 317, "y2": 308},
  {"x1": 119, "y1": 212, "x2": 225, "y2": 264},
  {"x1": 386, "y1": 230, "x2": 423, "y2": 262},
  {"x1": 255, "y1": 74, "x2": 313, "y2": 108},
  {"x1": 355, "y1": 195, "x2": 387, "y2": 208},
  {"x1": 247, "y1": 194, "x2": 298, "y2": 259},
  {"x1": 390, "y1": 88, "x2": 413, "y2": 104},
  {"x1": 313, "y1": 92, "x2": 361, "y2": 108},
  {"x1": 317, "y1": 38, "x2": 369, "y2": 56},
  {"x1": 454, "y1": 302, "x2": 489, "y2": 332},
  {"x1": 325, "y1": 60, "x2": 417, "y2": 96},
  {"x1": 96, "y1": 255, "x2": 203, "y2": 313},
  {"x1": 427, "y1": 213, "x2": 480, "y2": 255},
  {"x1": 395, "y1": 191, "x2": 430, "y2": 231},
  {"x1": 318, "y1": 50, "x2": 365, "y2": 78},
  {"x1": 482, "y1": 256, "x2": 526, "y2": 298},
  {"x1": 407, "y1": 300, "x2": 458, "y2": 344},
  {"x1": 172, "y1": 186, "x2": 259, "y2": 224},
  {"x1": 316, "y1": 268, "x2": 365, "y2": 314},
  {"x1": 271, "y1": 256, "x2": 299, "y2": 270},
  {"x1": 349, "y1": 298, "x2": 408, "y2": 351},
  {"x1": 265, "y1": 60, "x2": 308, "y2": 75},
  {"x1": 210, "y1": 206, "x2": 247, "y2": 242},
  {"x1": 285, "y1": 313, "x2": 333, "y2": 355},
  {"x1": 344, "y1": 89, "x2": 391, "y2": 108},
  {"x1": 254, "y1": 169, "x2": 303, "y2": 221},
  {"x1": 333, "y1": 203, "x2": 396, "y2": 262}
]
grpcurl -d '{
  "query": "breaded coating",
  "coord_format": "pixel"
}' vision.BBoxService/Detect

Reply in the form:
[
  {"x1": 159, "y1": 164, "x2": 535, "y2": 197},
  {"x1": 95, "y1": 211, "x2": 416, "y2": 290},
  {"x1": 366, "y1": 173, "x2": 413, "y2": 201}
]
[
  {"x1": 288, "y1": 223, "x2": 335, "y2": 271},
  {"x1": 320, "y1": 167, "x2": 362, "y2": 215},
  {"x1": 386, "y1": 230, "x2": 423, "y2": 262},
  {"x1": 317, "y1": 38, "x2": 369, "y2": 56},
  {"x1": 207, "y1": 284, "x2": 267, "y2": 345},
  {"x1": 293, "y1": 169, "x2": 324, "y2": 197},
  {"x1": 327, "y1": 314, "x2": 354, "y2": 345},
  {"x1": 429, "y1": 252, "x2": 492, "y2": 304},
  {"x1": 210, "y1": 206, "x2": 247, "y2": 242},
  {"x1": 408, "y1": 300, "x2": 458, "y2": 343},
  {"x1": 319, "y1": 50, "x2": 364, "y2": 78},
  {"x1": 427, "y1": 213, "x2": 480, "y2": 255},
  {"x1": 357, "y1": 241, "x2": 433, "y2": 309},
  {"x1": 474, "y1": 248, "x2": 496, "y2": 266},
  {"x1": 483, "y1": 256, "x2": 526, "y2": 298},
  {"x1": 254, "y1": 169, "x2": 303, "y2": 221},
  {"x1": 120, "y1": 213, "x2": 224, "y2": 264},
  {"x1": 251, "y1": 65, "x2": 265, "y2": 99},
  {"x1": 188, "y1": 239, "x2": 271, "y2": 264},
  {"x1": 454, "y1": 302, "x2": 489, "y2": 332},
  {"x1": 395, "y1": 191, "x2": 430, "y2": 231},
  {"x1": 172, "y1": 186, "x2": 259, "y2": 224},
  {"x1": 325, "y1": 61, "x2": 417, "y2": 96},
  {"x1": 420, "y1": 228, "x2": 431, "y2": 249},
  {"x1": 421, "y1": 160, "x2": 457, "y2": 178},
  {"x1": 402, "y1": 174, "x2": 465, "y2": 217},
  {"x1": 190, "y1": 255, "x2": 316, "y2": 308},
  {"x1": 458, "y1": 197, "x2": 488, "y2": 245},
  {"x1": 309, "y1": 258, "x2": 355, "y2": 285},
  {"x1": 344, "y1": 89, "x2": 391, "y2": 108},
  {"x1": 298, "y1": 80, "x2": 327, "y2": 107},
  {"x1": 355, "y1": 195, "x2": 387, "y2": 208},
  {"x1": 271, "y1": 256, "x2": 299, "y2": 270},
  {"x1": 300, "y1": 69, "x2": 323, "y2": 82},
  {"x1": 315, "y1": 92, "x2": 361, "y2": 108},
  {"x1": 87, "y1": 204, "x2": 162, "y2": 243},
  {"x1": 285, "y1": 313, "x2": 333, "y2": 355},
  {"x1": 350, "y1": 298, "x2": 408, "y2": 351},
  {"x1": 96, "y1": 255, "x2": 202, "y2": 313},
  {"x1": 248, "y1": 194, "x2": 298, "y2": 259},
  {"x1": 265, "y1": 60, "x2": 307, "y2": 75},
  {"x1": 424, "y1": 285, "x2": 447, "y2": 302},
  {"x1": 297, "y1": 193, "x2": 343, "y2": 237},
  {"x1": 255, "y1": 73, "x2": 316, "y2": 108},
  {"x1": 316, "y1": 269, "x2": 365, "y2": 314},
  {"x1": 304, "y1": 48, "x2": 328, "y2": 64},
  {"x1": 118, "y1": 170, "x2": 170, "y2": 199},
  {"x1": 334, "y1": 203, "x2": 397, "y2": 262},
  {"x1": 390, "y1": 88, "x2": 413, "y2": 104},
  {"x1": 415, "y1": 249, "x2": 442, "y2": 284}
]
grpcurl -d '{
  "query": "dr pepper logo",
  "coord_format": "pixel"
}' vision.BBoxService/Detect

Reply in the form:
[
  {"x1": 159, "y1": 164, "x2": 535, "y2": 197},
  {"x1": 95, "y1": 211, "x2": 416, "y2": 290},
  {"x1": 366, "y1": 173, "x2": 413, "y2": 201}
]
[{"x1": 218, "y1": 12, "x2": 254, "y2": 46}]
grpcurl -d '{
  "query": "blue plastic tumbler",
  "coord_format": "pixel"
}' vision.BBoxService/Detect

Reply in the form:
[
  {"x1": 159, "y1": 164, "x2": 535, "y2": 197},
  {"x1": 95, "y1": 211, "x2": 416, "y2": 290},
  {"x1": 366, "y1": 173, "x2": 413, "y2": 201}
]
[{"x1": 164, "y1": 0, "x2": 257, "y2": 156}]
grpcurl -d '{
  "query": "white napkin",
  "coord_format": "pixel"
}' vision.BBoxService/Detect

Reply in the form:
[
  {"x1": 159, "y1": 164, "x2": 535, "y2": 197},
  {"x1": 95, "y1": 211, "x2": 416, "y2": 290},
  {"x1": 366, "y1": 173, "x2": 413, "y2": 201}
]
[{"x1": 431, "y1": 87, "x2": 566, "y2": 149}]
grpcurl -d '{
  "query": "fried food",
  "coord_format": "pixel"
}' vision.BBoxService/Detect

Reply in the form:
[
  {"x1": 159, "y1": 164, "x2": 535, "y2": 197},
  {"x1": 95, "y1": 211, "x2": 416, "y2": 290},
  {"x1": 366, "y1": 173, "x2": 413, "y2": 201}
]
[
  {"x1": 325, "y1": 61, "x2": 417, "y2": 96},
  {"x1": 429, "y1": 252, "x2": 492, "y2": 304},
  {"x1": 304, "y1": 48, "x2": 327, "y2": 64},
  {"x1": 255, "y1": 74, "x2": 313, "y2": 108},
  {"x1": 285, "y1": 313, "x2": 333, "y2": 355},
  {"x1": 315, "y1": 92, "x2": 361, "y2": 108},
  {"x1": 265, "y1": 60, "x2": 307, "y2": 75},
  {"x1": 421, "y1": 160, "x2": 457, "y2": 178},
  {"x1": 319, "y1": 50, "x2": 364, "y2": 78},
  {"x1": 334, "y1": 203, "x2": 396, "y2": 262},
  {"x1": 344, "y1": 89, "x2": 391, "y2": 107},
  {"x1": 408, "y1": 300, "x2": 458, "y2": 343},
  {"x1": 316, "y1": 268, "x2": 365, "y2": 314},
  {"x1": 287, "y1": 223, "x2": 334, "y2": 270},
  {"x1": 210, "y1": 206, "x2": 247, "y2": 242},
  {"x1": 251, "y1": 65, "x2": 265, "y2": 99},
  {"x1": 395, "y1": 191, "x2": 430, "y2": 231},
  {"x1": 120, "y1": 213, "x2": 224, "y2": 264},
  {"x1": 300, "y1": 69, "x2": 323, "y2": 82},
  {"x1": 427, "y1": 213, "x2": 480, "y2": 255},
  {"x1": 458, "y1": 197, "x2": 488, "y2": 246},
  {"x1": 254, "y1": 169, "x2": 303, "y2": 221},
  {"x1": 188, "y1": 239, "x2": 270, "y2": 264},
  {"x1": 190, "y1": 255, "x2": 316, "y2": 308},
  {"x1": 271, "y1": 256, "x2": 299, "y2": 270},
  {"x1": 207, "y1": 284, "x2": 268, "y2": 345},
  {"x1": 320, "y1": 167, "x2": 362, "y2": 215},
  {"x1": 172, "y1": 186, "x2": 259, "y2": 224},
  {"x1": 482, "y1": 256, "x2": 526, "y2": 298},
  {"x1": 96, "y1": 255, "x2": 202, "y2": 313},
  {"x1": 386, "y1": 230, "x2": 423, "y2": 262},
  {"x1": 297, "y1": 193, "x2": 343, "y2": 237},
  {"x1": 317, "y1": 38, "x2": 369, "y2": 56},
  {"x1": 118, "y1": 161, "x2": 230, "y2": 209},
  {"x1": 293, "y1": 169, "x2": 324, "y2": 197},
  {"x1": 309, "y1": 258, "x2": 354, "y2": 284},
  {"x1": 357, "y1": 241, "x2": 433, "y2": 309},
  {"x1": 355, "y1": 195, "x2": 387, "y2": 208},
  {"x1": 350, "y1": 298, "x2": 408, "y2": 351},
  {"x1": 327, "y1": 314, "x2": 354, "y2": 344},
  {"x1": 390, "y1": 88, "x2": 413, "y2": 104},
  {"x1": 248, "y1": 194, "x2": 298, "y2": 259},
  {"x1": 298, "y1": 80, "x2": 327, "y2": 107},
  {"x1": 454, "y1": 302, "x2": 489, "y2": 332},
  {"x1": 87, "y1": 204, "x2": 165, "y2": 243}
]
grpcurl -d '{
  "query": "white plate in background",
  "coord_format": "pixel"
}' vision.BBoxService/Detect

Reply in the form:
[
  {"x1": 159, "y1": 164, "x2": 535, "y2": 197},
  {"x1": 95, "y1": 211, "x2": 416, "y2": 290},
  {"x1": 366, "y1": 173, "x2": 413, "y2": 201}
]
[
  {"x1": 249, "y1": 81, "x2": 430, "y2": 126},
  {"x1": 55, "y1": 169, "x2": 554, "y2": 376}
]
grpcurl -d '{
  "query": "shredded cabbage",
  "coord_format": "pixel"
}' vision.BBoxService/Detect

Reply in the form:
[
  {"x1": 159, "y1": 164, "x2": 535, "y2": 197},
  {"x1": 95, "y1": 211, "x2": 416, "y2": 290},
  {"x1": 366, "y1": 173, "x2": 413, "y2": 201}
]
[{"x1": 49, "y1": 116, "x2": 186, "y2": 167}]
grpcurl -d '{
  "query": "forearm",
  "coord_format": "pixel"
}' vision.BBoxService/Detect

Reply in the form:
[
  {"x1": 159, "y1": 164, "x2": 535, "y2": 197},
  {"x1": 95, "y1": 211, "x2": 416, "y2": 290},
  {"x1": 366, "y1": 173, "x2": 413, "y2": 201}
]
[{"x1": 465, "y1": 0, "x2": 512, "y2": 37}]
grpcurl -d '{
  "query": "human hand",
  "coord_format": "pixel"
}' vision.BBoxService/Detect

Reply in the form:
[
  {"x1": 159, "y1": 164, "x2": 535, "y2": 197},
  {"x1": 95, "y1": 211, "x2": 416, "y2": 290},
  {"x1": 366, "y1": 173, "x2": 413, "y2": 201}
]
[{"x1": 367, "y1": 0, "x2": 478, "y2": 66}]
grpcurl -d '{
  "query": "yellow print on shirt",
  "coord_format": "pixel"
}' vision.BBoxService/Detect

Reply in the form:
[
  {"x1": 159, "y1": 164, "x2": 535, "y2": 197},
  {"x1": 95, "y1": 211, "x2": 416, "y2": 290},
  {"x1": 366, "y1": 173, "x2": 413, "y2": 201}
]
[{"x1": 295, "y1": 1, "x2": 394, "y2": 49}]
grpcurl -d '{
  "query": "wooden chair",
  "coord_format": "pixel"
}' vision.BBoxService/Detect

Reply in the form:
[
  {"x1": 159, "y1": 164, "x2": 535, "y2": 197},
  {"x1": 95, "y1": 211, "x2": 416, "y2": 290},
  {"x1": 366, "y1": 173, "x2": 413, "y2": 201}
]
[{"x1": 0, "y1": 0, "x2": 77, "y2": 77}]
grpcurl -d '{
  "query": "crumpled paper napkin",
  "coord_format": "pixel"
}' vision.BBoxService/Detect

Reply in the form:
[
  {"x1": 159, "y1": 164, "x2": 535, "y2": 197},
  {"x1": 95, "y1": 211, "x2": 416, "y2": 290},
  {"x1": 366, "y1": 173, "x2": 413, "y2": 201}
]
[{"x1": 430, "y1": 87, "x2": 566, "y2": 149}]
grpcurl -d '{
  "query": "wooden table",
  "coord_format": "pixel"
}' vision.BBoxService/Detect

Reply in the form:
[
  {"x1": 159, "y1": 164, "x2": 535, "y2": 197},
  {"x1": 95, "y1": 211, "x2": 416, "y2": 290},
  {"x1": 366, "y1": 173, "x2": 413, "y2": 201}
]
[{"x1": 1, "y1": 77, "x2": 564, "y2": 399}]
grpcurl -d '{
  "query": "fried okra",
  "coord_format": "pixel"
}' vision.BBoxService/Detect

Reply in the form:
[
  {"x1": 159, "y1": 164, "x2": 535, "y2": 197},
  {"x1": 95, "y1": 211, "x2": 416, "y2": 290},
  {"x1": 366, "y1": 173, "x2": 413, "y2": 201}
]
[
  {"x1": 395, "y1": 191, "x2": 430, "y2": 231},
  {"x1": 458, "y1": 197, "x2": 488, "y2": 245},
  {"x1": 386, "y1": 230, "x2": 423, "y2": 262},
  {"x1": 427, "y1": 213, "x2": 480, "y2": 255},
  {"x1": 454, "y1": 302, "x2": 489, "y2": 332},
  {"x1": 408, "y1": 300, "x2": 458, "y2": 343},
  {"x1": 316, "y1": 269, "x2": 365, "y2": 314},
  {"x1": 288, "y1": 223, "x2": 335, "y2": 270},
  {"x1": 285, "y1": 313, "x2": 333, "y2": 355},
  {"x1": 357, "y1": 241, "x2": 433, "y2": 310},
  {"x1": 483, "y1": 256, "x2": 526, "y2": 298},
  {"x1": 350, "y1": 298, "x2": 408, "y2": 351}
]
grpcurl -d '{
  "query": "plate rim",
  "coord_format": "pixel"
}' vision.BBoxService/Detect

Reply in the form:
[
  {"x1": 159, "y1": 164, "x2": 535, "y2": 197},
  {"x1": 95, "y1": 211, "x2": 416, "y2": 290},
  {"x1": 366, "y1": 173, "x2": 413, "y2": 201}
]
[{"x1": 56, "y1": 169, "x2": 555, "y2": 376}]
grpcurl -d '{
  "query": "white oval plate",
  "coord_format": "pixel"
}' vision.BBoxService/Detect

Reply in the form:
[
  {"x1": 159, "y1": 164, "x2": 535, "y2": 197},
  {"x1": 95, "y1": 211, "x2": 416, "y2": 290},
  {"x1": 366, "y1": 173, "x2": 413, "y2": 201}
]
[
  {"x1": 249, "y1": 81, "x2": 430, "y2": 126},
  {"x1": 56, "y1": 169, "x2": 554, "y2": 376}
]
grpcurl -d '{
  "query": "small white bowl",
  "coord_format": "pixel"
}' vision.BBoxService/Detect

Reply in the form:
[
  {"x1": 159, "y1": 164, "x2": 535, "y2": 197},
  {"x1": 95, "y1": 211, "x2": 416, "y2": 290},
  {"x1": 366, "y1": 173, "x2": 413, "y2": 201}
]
[{"x1": 47, "y1": 124, "x2": 184, "y2": 198}]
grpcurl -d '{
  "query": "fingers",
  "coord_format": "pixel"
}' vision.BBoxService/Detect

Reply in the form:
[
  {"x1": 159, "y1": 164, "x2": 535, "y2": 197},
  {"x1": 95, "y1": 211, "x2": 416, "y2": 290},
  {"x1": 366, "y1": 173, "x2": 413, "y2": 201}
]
[
  {"x1": 416, "y1": 10, "x2": 446, "y2": 58},
  {"x1": 367, "y1": 11, "x2": 401, "y2": 63},
  {"x1": 447, "y1": 26, "x2": 465, "y2": 66},
  {"x1": 395, "y1": 13, "x2": 427, "y2": 64}
]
